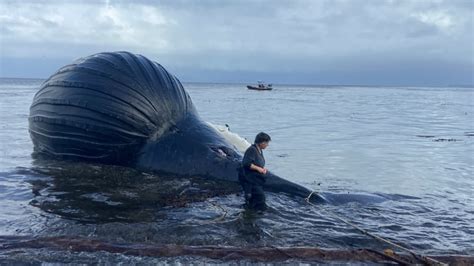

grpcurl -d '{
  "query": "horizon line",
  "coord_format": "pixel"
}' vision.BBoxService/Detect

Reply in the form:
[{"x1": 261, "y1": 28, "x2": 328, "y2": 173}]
[{"x1": 0, "y1": 76, "x2": 472, "y2": 88}]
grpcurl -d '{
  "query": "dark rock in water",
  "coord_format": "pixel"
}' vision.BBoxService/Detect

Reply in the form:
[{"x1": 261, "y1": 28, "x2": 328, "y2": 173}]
[
  {"x1": 433, "y1": 138, "x2": 462, "y2": 142},
  {"x1": 416, "y1": 135, "x2": 436, "y2": 138}
]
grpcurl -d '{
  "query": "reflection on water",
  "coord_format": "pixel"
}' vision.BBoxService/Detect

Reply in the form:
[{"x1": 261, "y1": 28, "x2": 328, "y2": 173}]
[{"x1": 27, "y1": 159, "x2": 240, "y2": 223}]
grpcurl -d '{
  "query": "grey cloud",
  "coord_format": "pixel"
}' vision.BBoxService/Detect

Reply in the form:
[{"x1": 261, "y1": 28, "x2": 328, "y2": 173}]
[{"x1": 0, "y1": 0, "x2": 472, "y2": 85}]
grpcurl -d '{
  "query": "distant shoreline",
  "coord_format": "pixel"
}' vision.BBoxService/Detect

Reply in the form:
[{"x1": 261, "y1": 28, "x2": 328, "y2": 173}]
[{"x1": 0, "y1": 77, "x2": 472, "y2": 88}]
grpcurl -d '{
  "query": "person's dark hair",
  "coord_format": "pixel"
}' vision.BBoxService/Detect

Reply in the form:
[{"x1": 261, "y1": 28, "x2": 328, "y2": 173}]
[{"x1": 254, "y1": 132, "x2": 271, "y2": 144}]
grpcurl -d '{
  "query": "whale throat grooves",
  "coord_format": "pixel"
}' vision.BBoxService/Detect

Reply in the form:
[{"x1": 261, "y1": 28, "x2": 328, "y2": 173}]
[{"x1": 29, "y1": 51, "x2": 196, "y2": 163}]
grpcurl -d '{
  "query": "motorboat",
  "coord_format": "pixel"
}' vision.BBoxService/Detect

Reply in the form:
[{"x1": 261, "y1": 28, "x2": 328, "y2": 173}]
[{"x1": 247, "y1": 81, "x2": 273, "y2": 91}]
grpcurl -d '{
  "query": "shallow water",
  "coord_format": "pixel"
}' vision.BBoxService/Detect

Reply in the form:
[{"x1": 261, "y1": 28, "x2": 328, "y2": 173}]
[{"x1": 0, "y1": 78, "x2": 473, "y2": 263}]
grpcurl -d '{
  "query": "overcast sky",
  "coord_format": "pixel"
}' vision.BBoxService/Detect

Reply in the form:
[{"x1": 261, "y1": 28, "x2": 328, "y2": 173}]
[{"x1": 0, "y1": 0, "x2": 473, "y2": 86}]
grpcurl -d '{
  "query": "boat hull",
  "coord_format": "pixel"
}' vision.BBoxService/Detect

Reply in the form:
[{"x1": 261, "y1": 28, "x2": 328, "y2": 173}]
[{"x1": 247, "y1": 85, "x2": 272, "y2": 91}]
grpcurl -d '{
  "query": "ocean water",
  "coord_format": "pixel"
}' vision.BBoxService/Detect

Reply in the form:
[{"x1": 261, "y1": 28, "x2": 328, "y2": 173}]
[{"x1": 0, "y1": 78, "x2": 473, "y2": 263}]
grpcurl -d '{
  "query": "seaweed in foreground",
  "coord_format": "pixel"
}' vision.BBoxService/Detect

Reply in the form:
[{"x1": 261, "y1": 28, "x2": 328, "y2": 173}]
[{"x1": 0, "y1": 235, "x2": 473, "y2": 265}]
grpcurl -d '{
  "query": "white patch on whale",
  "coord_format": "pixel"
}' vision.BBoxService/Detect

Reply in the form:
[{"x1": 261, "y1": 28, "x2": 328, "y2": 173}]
[{"x1": 206, "y1": 122, "x2": 250, "y2": 153}]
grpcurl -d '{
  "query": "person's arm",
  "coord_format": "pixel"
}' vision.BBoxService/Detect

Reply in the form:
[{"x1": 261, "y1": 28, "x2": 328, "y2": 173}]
[
  {"x1": 243, "y1": 147, "x2": 266, "y2": 174},
  {"x1": 242, "y1": 147, "x2": 267, "y2": 175},
  {"x1": 250, "y1": 163, "x2": 267, "y2": 174},
  {"x1": 242, "y1": 147, "x2": 255, "y2": 168}
]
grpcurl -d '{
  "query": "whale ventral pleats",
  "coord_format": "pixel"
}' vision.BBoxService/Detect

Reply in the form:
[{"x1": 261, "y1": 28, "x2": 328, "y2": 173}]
[{"x1": 29, "y1": 51, "x2": 196, "y2": 163}]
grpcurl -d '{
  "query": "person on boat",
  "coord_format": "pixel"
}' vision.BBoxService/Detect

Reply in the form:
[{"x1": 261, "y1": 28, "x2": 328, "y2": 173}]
[{"x1": 238, "y1": 132, "x2": 271, "y2": 211}]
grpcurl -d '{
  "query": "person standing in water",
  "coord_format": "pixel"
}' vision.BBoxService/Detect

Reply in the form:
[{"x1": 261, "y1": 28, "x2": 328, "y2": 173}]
[{"x1": 239, "y1": 132, "x2": 271, "y2": 211}]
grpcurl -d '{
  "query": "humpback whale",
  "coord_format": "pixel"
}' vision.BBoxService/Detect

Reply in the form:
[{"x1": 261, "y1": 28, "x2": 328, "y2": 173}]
[{"x1": 28, "y1": 51, "x2": 320, "y2": 202}]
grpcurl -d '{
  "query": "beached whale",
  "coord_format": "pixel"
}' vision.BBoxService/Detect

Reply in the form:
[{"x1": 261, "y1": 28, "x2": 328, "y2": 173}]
[{"x1": 28, "y1": 51, "x2": 321, "y2": 203}]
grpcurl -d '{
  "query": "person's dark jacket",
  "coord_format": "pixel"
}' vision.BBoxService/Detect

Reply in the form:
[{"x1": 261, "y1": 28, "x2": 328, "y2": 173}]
[{"x1": 241, "y1": 144, "x2": 266, "y2": 186}]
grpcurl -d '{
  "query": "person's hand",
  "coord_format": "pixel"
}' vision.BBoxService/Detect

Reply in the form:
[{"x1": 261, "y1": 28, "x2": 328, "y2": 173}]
[{"x1": 260, "y1": 168, "x2": 267, "y2": 175}]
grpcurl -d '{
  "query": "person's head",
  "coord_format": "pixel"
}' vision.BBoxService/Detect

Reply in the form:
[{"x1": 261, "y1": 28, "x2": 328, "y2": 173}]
[{"x1": 254, "y1": 132, "x2": 271, "y2": 149}]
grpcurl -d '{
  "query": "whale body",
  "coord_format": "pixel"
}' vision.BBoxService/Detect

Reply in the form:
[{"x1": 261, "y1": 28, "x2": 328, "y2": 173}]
[{"x1": 29, "y1": 51, "x2": 318, "y2": 202}]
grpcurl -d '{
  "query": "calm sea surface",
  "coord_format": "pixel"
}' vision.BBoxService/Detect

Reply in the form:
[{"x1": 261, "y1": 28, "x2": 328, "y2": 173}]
[{"x1": 0, "y1": 78, "x2": 473, "y2": 263}]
